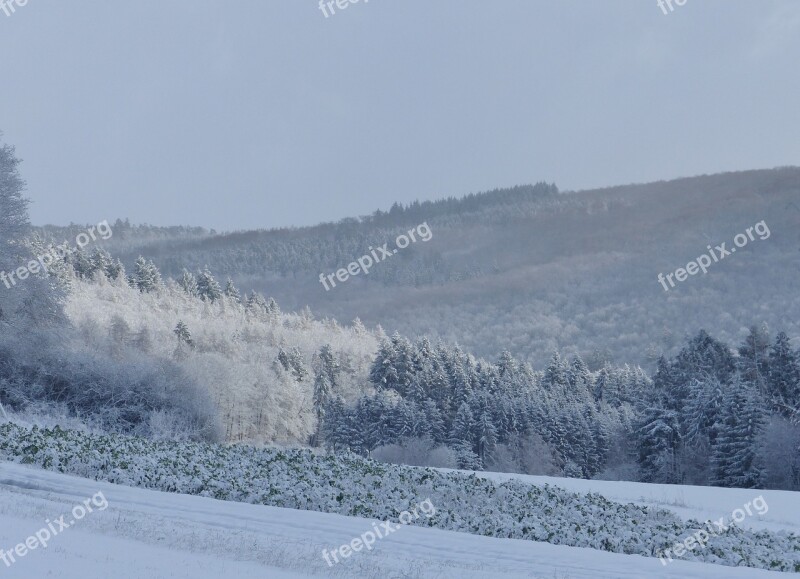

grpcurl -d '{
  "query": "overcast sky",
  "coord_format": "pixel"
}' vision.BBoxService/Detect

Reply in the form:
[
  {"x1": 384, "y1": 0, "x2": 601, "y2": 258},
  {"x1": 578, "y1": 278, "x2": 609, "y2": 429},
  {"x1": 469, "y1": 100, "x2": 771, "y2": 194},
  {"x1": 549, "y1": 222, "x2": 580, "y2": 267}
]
[{"x1": 1, "y1": 0, "x2": 798, "y2": 231}]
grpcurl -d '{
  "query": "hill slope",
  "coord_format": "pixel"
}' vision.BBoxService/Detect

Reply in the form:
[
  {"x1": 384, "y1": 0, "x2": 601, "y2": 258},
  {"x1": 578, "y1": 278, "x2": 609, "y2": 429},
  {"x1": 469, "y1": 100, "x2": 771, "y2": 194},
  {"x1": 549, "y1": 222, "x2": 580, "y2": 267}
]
[{"x1": 56, "y1": 168, "x2": 800, "y2": 368}]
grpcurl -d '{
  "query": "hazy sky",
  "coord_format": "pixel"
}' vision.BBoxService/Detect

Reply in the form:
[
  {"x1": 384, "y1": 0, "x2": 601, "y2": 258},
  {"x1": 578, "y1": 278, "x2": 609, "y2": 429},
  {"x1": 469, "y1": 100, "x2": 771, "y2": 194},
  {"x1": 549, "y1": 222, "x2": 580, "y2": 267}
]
[{"x1": 1, "y1": 0, "x2": 798, "y2": 231}]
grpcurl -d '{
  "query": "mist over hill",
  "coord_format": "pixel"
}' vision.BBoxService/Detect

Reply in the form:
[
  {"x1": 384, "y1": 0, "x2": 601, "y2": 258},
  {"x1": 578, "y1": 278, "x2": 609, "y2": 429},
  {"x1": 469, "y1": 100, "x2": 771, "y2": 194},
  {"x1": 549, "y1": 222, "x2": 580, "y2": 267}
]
[{"x1": 38, "y1": 167, "x2": 800, "y2": 369}]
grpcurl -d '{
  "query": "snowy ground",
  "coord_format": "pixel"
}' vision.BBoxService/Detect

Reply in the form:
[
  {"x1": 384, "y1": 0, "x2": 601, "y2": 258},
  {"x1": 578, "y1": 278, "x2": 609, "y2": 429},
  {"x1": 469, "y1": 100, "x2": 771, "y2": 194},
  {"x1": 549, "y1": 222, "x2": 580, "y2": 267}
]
[
  {"x1": 0, "y1": 462, "x2": 794, "y2": 578},
  {"x1": 473, "y1": 470, "x2": 800, "y2": 534}
]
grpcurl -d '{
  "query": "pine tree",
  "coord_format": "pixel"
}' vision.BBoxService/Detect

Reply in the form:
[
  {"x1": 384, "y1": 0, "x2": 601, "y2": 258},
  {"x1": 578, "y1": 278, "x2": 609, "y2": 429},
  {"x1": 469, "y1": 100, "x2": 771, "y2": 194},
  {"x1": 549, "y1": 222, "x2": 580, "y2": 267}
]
[
  {"x1": 351, "y1": 317, "x2": 367, "y2": 336},
  {"x1": 452, "y1": 439, "x2": 482, "y2": 470},
  {"x1": 387, "y1": 333, "x2": 415, "y2": 396},
  {"x1": 312, "y1": 345, "x2": 339, "y2": 446},
  {"x1": 672, "y1": 330, "x2": 736, "y2": 402},
  {"x1": 265, "y1": 298, "x2": 281, "y2": 322},
  {"x1": 224, "y1": 278, "x2": 241, "y2": 303},
  {"x1": 178, "y1": 269, "x2": 198, "y2": 297},
  {"x1": 173, "y1": 321, "x2": 193, "y2": 360},
  {"x1": 359, "y1": 394, "x2": 395, "y2": 453},
  {"x1": 321, "y1": 395, "x2": 350, "y2": 451},
  {"x1": 369, "y1": 338, "x2": 398, "y2": 391},
  {"x1": 450, "y1": 400, "x2": 482, "y2": 470},
  {"x1": 245, "y1": 290, "x2": 268, "y2": 315},
  {"x1": 768, "y1": 332, "x2": 800, "y2": 416},
  {"x1": 450, "y1": 351, "x2": 473, "y2": 413},
  {"x1": 422, "y1": 399, "x2": 447, "y2": 443},
  {"x1": 738, "y1": 324, "x2": 771, "y2": 392},
  {"x1": 543, "y1": 352, "x2": 570, "y2": 394},
  {"x1": 196, "y1": 267, "x2": 222, "y2": 302},
  {"x1": 277, "y1": 347, "x2": 309, "y2": 383},
  {"x1": 392, "y1": 399, "x2": 418, "y2": 440},
  {"x1": 636, "y1": 403, "x2": 683, "y2": 483},
  {"x1": 568, "y1": 355, "x2": 594, "y2": 403},
  {"x1": 476, "y1": 405, "x2": 498, "y2": 466},
  {"x1": 450, "y1": 401, "x2": 476, "y2": 448},
  {"x1": 89, "y1": 248, "x2": 114, "y2": 279},
  {"x1": 712, "y1": 378, "x2": 766, "y2": 488},
  {"x1": 497, "y1": 350, "x2": 518, "y2": 381},
  {"x1": 133, "y1": 256, "x2": 162, "y2": 293},
  {"x1": 107, "y1": 257, "x2": 125, "y2": 281},
  {"x1": 71, "y1": 248, "x2": 96, "y2": 280}
]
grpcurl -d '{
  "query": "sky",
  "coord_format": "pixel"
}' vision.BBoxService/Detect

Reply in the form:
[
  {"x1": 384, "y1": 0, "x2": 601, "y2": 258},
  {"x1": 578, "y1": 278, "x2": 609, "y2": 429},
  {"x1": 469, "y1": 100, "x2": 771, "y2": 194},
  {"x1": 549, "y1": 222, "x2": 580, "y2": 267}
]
[{"x1": 1, "y1": 0, "x2": 798, "y2": 232}]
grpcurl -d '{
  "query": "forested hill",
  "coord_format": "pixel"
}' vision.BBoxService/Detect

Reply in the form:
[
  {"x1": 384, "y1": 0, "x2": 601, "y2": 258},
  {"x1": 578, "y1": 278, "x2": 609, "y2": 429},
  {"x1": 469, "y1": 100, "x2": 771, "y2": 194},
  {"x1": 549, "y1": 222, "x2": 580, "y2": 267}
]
[{"x1": 37, "y1": 168, "x2": 800, "y2": 368}]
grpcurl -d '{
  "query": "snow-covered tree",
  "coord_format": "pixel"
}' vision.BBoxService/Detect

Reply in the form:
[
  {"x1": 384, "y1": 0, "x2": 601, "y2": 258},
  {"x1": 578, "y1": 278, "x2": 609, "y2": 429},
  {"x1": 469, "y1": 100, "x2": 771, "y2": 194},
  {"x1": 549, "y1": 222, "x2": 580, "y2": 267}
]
[
  {"x1": 311, "y1": 345, "x2": 339, "y2": 446},
  {"x1": 196, "y1": 267, "x2": 222, "y2": 302},
  {"x1": 768, "y1": 332, "x2": 800, "y2": 416},
  {"x1": 712, "y1": 378, "x2": 766, "y2": 488},
  {"x1": 179, "y1": 269, "x2": 198, "y2": 297},
  {"x1": 224, "y1": 278, "x2": 241, "y2": 303},
  {"x1": 0, "y1": 138, "x2": 61, "y2": 325},
  {"x1": 134, "y1": 256, "x2": 162, "y2": 293}
]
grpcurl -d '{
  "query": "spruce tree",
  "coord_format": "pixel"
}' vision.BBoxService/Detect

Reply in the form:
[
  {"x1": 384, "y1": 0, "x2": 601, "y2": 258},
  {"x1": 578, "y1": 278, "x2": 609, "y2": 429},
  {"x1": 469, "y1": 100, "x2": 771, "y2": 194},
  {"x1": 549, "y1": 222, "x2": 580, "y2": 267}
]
[
  {"x1": 312, "y1": 345, "x2": 339, "y2": 446},
  {"x1": 636, "y1": 404, "x2": 683, "y2": 483},
  {"x1": 768, "y1": 332, "x2": 800, "y2": 416},
  {"x1": 178, "y1": 269, "x2": 198, "y2": 297},
  {"x1": 712, "y1": 378, "x2": 766, "y2": 488},
  {"x1": 369, "y1": 338, "x2": 399, "y2": 391},
  {"x1": 196, "y1": 267, "x2": 222, "y2": 302},
  {"x1": 224, "y1": 278, "x2": 241, "y2": 303},
  {"x1": 133, "y1": 257, "x2": 162, "y2": 293},
  {"x1": 738, "y1": 324, "x2": 771, "y2": 392}
]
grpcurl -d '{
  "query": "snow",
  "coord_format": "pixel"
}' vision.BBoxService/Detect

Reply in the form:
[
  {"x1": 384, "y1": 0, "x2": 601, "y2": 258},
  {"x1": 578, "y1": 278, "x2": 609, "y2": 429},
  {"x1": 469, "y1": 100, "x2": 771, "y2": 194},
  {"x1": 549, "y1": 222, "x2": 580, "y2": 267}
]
[
  {"x1": 0, "y1": 462, "x2": 793, "y2": 579},
  {"x1": 473, "y1": 470, "x2": 800, "y2": 534}
]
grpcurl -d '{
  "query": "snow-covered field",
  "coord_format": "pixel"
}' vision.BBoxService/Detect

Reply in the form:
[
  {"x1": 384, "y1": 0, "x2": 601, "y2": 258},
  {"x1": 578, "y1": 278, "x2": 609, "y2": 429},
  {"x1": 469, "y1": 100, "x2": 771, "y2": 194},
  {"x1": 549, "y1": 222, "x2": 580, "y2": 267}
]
[
  {"x1": 0, "y1": 462, "x2": 794, "y2": 579},
  {"x1": 474, "y1": 470, "x2": 800, "y2": 535}
]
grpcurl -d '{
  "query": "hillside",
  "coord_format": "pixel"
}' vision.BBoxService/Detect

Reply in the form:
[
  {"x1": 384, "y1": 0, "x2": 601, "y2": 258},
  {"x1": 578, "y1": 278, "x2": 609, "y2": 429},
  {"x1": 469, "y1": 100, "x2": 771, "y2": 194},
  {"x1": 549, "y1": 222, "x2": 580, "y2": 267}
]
[{"x1": 57, "y1": 168, "x2": 800, "y2": 369}]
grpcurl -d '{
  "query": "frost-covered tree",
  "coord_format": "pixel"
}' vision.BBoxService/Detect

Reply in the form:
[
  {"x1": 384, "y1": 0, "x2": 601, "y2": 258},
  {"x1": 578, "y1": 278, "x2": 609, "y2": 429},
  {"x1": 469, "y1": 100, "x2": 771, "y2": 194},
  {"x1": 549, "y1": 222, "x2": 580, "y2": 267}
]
[
  {"x1": 224, "y1": 278, "x2": 241, "y2": 303},
  {"x1": 543, "y1": 352, "x2": 570, "y2": 394},
  {"x1": 133, "y1": 256, "x2": 162, "y2": 293},
  {"x1": 369, "y1": 338, "x2": 398, "y2": 392},
  {"x1": 712, "y1": 378, "x2": 766, "y2": 488},
  {"x1": 245, "y1": 290, "x2": 268, "y2": 315},
  {"x1": 768, "y1": 332, "x2": 800, "y2": 416},
  {"x1": 72, "y1": 248, "x2": 96, "y2": 280},
  {"x1": 178, "y1": 269, "x2": 198, "y2": 297},
  {"x1": 636, "y1": 403, "x2": 682, "y2": 484},
  {"x1": 174, "y1": 320, "x2": 193, "y2": 349},
  {"x1": 312, "y1": 345, "x2": 339, "y2": 446},
  {"x1": 738, "y1": 324, "x2": 771, "y2": 392},
  {"x1": 277, "y1": 347, "x2": 309, "y2": 383},
  {"x1": 475, "y1": 404, "x2": 498, "y2": 465},
  {"x1": 0, "y1": 138, "x2": 61, "y2": 325},
  {"x1": 196, "y1": 267, "x2": 222, "y2": 302}
]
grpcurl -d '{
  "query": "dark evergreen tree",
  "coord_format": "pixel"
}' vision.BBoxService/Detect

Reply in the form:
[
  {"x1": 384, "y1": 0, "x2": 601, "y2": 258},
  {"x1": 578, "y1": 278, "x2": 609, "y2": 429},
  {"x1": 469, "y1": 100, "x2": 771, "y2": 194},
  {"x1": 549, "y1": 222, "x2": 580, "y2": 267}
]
[
  {"x1": 311, "y1": 345, "x2": 339, "y2": 446},
  {"x1": 738, "y1": 324, "x2": 771, "y2": 392},
  {"x1": 369, "y1": 338, "x2": 398, "y2": 392},
  {"x1": 768, "y1": 332, "x2": 800, "y2": 416},
  {"x1": 196, "y1": 267, "x2": 222, "y2": 302},
  {"x1": 712, "y1": 378, "x2": 766, "y2": 488},
  {"x1": 636, "y1": 403, "x2": 683, "y2": 483}
]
